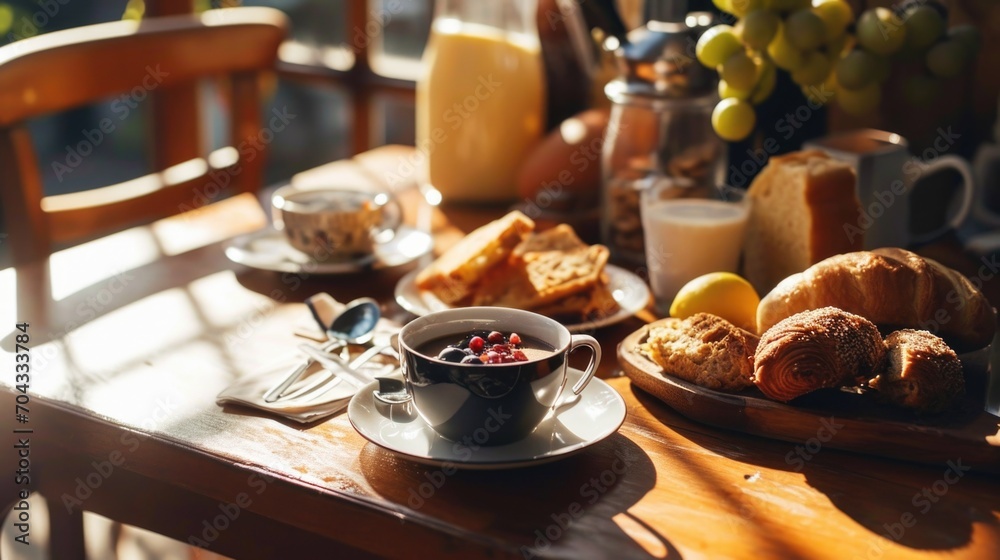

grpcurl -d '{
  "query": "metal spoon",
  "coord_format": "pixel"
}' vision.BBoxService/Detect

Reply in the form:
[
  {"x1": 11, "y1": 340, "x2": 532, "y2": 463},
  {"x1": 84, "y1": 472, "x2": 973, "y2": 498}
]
[{"x1": 263, "y1": 297, "x2": 381, "y2": 402}]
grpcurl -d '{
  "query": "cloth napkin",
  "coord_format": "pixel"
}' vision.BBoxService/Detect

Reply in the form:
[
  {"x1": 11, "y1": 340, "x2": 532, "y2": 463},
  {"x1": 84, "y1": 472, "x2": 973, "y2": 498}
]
[
  {"x1": 216, "y1": 293, "x2": 401, "y2": 423},
  {"x1": 216, "y1": 352, "x2": 398, "y2": 423}
]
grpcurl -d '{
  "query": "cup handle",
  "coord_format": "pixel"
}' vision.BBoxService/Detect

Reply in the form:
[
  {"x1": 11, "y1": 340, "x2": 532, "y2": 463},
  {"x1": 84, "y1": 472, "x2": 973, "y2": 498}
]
[
  {"x1": 909, "y1": 155, "x2": 975, "y2": 244},
  {"x1": 568, "y1": 334, "x2": 601, "y2": 395},
  {"x1": 372, "y1": 192, "x2": 403, "y2": 244}
]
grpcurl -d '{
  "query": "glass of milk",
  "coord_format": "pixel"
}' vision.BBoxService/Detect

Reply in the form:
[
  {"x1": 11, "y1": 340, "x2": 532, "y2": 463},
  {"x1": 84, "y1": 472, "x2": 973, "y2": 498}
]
[{"x1": 640, "y1": 178, "x2": 750, "y2": 315}]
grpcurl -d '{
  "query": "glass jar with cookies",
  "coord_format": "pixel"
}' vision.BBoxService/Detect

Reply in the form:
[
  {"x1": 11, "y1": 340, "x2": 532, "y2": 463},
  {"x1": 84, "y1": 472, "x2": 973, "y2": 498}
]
[{"x1": 600, "y1": 11, "x2": 724, "y2": 266}]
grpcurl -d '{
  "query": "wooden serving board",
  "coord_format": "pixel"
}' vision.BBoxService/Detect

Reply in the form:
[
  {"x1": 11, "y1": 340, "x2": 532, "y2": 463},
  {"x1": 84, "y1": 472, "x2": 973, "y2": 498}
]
[{"x1": 619, "y1": 320, "x2": 1000, "y2": 474}]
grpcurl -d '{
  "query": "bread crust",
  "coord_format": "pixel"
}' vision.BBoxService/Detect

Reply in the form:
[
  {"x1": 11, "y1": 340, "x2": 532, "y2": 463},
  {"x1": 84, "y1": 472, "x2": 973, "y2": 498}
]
[{"x1": 757, "y1": 248, "x2": 996, "y2": 352}]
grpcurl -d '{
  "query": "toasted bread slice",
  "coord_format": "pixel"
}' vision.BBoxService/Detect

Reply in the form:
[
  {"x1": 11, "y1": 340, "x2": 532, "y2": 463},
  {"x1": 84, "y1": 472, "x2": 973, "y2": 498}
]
[
  {"x1": 416, "y1": 211, "x2": 534, "y2": 304},
  {"x1": 511, "y1": 224, "x2": 587, "y2": 263},
  {"x1": 534, "y1": 275, "x2": 619, "y2": 321},
  {"x1": 472, "y1": 245, "x2": 609, "y2": 309}
]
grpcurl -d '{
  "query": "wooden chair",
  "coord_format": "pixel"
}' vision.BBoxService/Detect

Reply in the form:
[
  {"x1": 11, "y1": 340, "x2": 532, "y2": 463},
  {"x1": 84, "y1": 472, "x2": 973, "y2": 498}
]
[{"x1": 0, "y1": 7, "x2": 288, "y2": 264}]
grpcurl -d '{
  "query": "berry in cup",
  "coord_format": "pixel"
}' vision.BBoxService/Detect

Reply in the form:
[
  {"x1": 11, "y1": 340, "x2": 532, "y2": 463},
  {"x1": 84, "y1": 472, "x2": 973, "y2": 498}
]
[{"x1": 424, "y1": 330, "x2": 554, "y2": 365}]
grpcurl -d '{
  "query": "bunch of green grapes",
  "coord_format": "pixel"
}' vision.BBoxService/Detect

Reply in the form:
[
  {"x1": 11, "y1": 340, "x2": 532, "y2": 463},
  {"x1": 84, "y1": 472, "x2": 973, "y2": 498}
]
[
  {"x1": 843, "y1": 2, "x2": 979, "y2": 111},
  {"x1": 696, "y1": 0, "x2": 980, "y2": 141}
]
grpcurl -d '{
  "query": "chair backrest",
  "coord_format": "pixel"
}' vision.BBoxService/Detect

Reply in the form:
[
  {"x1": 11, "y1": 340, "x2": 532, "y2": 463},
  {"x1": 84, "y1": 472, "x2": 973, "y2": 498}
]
[{"x1": 0, "y1": 7, "x2": 287, "y2": 264}]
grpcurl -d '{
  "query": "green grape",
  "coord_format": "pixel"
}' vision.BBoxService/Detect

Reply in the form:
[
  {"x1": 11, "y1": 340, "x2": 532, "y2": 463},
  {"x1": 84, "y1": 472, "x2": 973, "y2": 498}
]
[
  {"x1": 872, "y1": 54, "x2": 891, "y2": 83},
  {"x1": 811, "y1": 0, "x2": 853, "y2": 39},
  {"x1": 811, "y1": 66, "x2": 840, "y2": 105},
  {"x1": 741, "y1": 10, "x2": 780, "y2": 50},
  {"x1": 719, "y1": 79, "x2": 751, "y2": 100},
  {"x1": 791, "y1": 50, "x2": 832, "y2": 86},
  {"x1": 697, "y1": 25, "x2": 744, "y2": 68},
  {"x1": 712, "y1": 0, "x2": 734, "y2": 13},
  {"x1": 903, "y1": 6, "x2": 945, "y2": 51},
  {"x1": 751, "y1": 60, "x2": 777, "y2": 104},
  {"x1": 836, "y1": 82, "x2": 881, "y2": 115},
  {"x1": 903, "y1": 73, "x2": 941, "y2": 107},
  {"x1": 835, "y1": 50, "x2": 878, "y2": 90},
  {"x1": 926, "y1": 40, "x2": 968, "y2": 79},
  {"x1": 712, "y1": 98, "x2": 756, "y2": 141},
  {"x1": 949, "y1": 25, "x2": 981, "y2": 58},
  {"x1": 856, "y1": 8, "x2": 906, "y2": 56},
  {"x1": 768, "y1": 24, "x2": 806, "y2": 71},
  {"x1": 765, "y1": 0, "x2": 809, "y2": 11},
  {"x1": 825, "y1": 32, "x2": 852, "y2": 59},
  {"x1": 721, "y1": 51, "x2": 759, "y2": 91},
  {"x1": 785, "y1": 10, "x2": 826, "y2": 50},
  {"x1": 729, "y1": 0, "x2": 763, "y2": 18}
]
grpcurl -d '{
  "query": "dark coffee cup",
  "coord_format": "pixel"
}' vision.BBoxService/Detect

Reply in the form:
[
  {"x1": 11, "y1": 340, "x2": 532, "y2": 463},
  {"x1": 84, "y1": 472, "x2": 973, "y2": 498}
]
[{"x1": 398, "y1": 308, "x2": 601, "y2": 445}]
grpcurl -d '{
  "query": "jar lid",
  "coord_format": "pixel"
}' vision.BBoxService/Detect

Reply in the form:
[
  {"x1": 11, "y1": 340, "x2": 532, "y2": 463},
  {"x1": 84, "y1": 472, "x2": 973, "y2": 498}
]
[{"x1": 605, "y1": 12, "x2": 717, "y2": 103}]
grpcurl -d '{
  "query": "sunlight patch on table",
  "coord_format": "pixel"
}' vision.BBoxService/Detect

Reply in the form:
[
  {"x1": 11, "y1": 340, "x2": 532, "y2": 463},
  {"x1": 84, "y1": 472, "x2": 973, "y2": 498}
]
[
  {"x1": 49, "y1": 228, "x2": 160, "y2": 301},
  {"x1": 62, "y1": 288, "x2": 201, "y2": 377},
  {"x1": 184, "y1": 270, "x2": 275, "y2": 329},
  {"x1": 83, "y1": 339, "x2": 222, "y2": 428},
  {"x1": 151, "y1": 192, "x2": 268, "y2": 256},
  {"x1": 739, "y1": 488, "x2": 818, "y2": 519}
]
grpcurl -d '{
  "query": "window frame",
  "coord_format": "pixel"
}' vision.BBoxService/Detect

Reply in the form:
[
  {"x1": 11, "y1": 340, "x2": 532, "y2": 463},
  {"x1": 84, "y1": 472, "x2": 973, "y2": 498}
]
[{"x1": 148, "y1": 0, "x2": 421, "y2": 155}]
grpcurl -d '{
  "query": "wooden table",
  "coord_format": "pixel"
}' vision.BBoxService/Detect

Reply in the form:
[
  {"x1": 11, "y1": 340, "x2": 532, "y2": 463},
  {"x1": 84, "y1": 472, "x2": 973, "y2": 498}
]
[{"x1": 3, "y1": 146, "x2": 999, "y2": 560}]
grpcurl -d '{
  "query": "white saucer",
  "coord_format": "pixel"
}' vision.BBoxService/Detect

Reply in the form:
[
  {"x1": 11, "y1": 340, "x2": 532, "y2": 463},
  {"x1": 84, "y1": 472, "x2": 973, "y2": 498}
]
[
  {"x1": 347, "y1": 368, "x2": 627, "y2": 470},
  {"x1": 224, "y1": 226, "x2": 433, "y2": 274},
  {"x1": 394, "y1": 264, "x2": 650, "y2": 332}
]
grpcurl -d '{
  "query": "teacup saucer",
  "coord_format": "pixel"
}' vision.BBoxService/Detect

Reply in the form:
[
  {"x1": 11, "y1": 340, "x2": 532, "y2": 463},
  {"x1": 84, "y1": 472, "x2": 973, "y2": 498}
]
[
  {"x1": 347, "y1": 368, "x2": 627, "y2": 470},
  {"x1": 224, "y1": 226, "x2": 433, "y2": 275}
]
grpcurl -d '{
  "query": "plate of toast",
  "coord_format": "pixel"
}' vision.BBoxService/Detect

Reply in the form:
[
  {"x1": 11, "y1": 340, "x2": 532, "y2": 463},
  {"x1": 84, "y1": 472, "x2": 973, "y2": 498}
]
[
  {"x1": 619, "y1": 248, "x2": 1000, "y2": 474},
  {"x1": 396, "y1": 211, "x2": 650, "y2": 331}
]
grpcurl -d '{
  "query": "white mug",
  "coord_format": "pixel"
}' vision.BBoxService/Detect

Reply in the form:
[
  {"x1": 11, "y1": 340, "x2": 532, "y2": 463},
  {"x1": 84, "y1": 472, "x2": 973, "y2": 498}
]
[{"x1": 806, "y1": 129, "x2": 975, "y2": 249}]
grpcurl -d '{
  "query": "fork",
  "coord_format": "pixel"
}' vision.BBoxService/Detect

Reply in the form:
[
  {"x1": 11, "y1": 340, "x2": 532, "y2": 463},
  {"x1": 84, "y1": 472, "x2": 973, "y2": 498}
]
[
  {"x1": 262, "y1": 337, "x2": 345, "y2": 403},
  {"x1": 277, "y1": 342, "x2": 391, "y2": 402}
]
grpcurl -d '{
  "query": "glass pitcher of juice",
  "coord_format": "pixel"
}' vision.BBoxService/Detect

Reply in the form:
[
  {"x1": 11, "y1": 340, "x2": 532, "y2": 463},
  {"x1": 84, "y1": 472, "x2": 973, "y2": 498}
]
[{"x1": 417, "y1": 0, "x2": 546, "y2": 204}]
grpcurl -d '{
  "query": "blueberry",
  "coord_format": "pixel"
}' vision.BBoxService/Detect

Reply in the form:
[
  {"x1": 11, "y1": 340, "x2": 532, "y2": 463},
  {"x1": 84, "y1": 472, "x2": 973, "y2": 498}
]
[
  {"x1": 460, "y1": 355, "x2": 482, "y2": 365},
  {"x1": 437, "y1": 347, "x2": 468, "y2": 363}
]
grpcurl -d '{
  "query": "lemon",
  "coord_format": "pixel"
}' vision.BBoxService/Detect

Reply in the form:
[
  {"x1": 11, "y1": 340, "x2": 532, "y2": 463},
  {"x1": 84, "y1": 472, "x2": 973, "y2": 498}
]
[{"x1": 669, "y1": 272, "x2": 760, "y2": 332}]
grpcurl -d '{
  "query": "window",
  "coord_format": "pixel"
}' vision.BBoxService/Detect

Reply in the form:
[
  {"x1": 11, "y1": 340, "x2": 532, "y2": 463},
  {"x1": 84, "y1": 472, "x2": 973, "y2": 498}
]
[
  {"x1": 0, "y1": 0, "x2": 432, "y2": 198},
  {"x1": 243, "y1": 0, "x2": 432, "y2": 163}
]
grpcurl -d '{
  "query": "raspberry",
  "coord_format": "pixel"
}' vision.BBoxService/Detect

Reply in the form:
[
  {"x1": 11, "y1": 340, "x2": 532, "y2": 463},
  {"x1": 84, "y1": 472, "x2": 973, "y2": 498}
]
[
  {"x1": 487, "y1": 331, "x2": 505, "y2": 344},
  {"x1": 512, "y1": 350, "x2": 527, "y2": 362}
]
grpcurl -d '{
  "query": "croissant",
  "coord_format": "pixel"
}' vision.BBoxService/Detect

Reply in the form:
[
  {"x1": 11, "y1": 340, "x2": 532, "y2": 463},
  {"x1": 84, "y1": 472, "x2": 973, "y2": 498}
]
[
  {"x1": 869, "y1": 330, "x2": 964, "y2": 414},
  {"x1": 754, "y1": 307, "x2": 885, "y2": 402},
  {"x1": 757, "y1": 248, "x2": 996, "y2": 353}
]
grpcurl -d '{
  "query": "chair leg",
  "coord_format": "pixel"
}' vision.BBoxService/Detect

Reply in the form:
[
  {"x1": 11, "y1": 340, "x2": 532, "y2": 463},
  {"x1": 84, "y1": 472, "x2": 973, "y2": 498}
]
[{"x1": 45, "y1": 495, "x2": 85, "y2": 560}]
